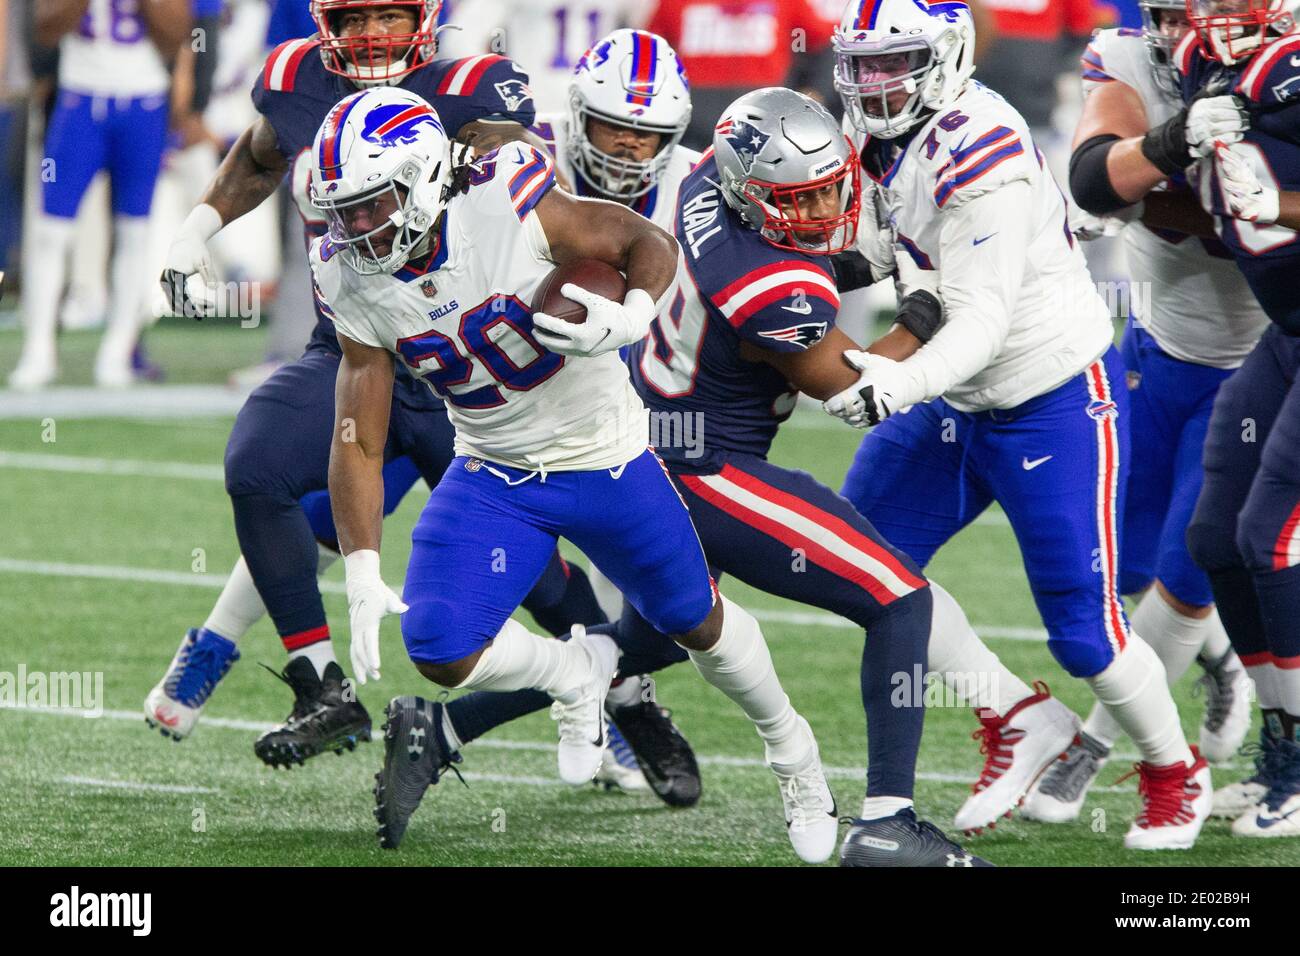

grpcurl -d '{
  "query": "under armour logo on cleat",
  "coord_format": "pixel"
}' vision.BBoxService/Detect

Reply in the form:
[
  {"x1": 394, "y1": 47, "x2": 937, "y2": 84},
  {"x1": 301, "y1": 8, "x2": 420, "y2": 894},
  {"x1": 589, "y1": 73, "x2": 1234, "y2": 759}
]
[
  {"x1": 946, "y1": 852, "x2": 974, "y2": 867},
  {"x1": 408, "y1": 725, "x2": 426, "y2": 759}
]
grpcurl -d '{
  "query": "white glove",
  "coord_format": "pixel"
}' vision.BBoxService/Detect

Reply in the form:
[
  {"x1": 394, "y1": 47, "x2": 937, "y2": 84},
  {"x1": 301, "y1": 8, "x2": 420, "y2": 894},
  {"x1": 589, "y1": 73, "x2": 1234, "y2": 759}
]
[
  {"x1": 160, "y1": 203, "x2": 223, "y2": 319},
  {"x1": 1216, "y1": 143, "x2": 1280, "y2": 224},
  {"x1": 532, "y1": 284, "x2": 656, "y2": 357},
  {"x1": 1186, "y1": 94, "x2": 1249, "y2": 158},
  {"x1": 823, "y1": 350, "x2": 920, "y2": 428},
  {"x1": 1069, "y1": 200, "x2": 1142, "y2": 241},
  {"x1": 343, "y1": 549, "x2": 408, "y2": 685}
]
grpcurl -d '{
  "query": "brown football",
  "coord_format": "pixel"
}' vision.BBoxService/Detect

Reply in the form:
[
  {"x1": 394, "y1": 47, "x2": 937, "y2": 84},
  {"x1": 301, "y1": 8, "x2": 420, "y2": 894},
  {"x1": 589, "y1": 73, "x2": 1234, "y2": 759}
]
[{"x1": 530, "y1": 259, "x2": 628, "y2": 325}]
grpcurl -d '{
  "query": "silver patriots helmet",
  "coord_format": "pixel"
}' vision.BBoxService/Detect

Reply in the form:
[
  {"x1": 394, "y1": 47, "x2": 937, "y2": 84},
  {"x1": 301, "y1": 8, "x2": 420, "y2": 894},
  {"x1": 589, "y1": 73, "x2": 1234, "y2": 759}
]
[{"x1": 713, "y1": 87, "x2": 861, "y2": 255}]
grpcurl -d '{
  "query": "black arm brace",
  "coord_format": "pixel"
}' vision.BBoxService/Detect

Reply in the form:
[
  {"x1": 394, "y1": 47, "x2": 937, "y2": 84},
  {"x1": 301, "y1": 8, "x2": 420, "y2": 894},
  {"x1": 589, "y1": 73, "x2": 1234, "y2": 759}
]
[{"x1": 1068, "y1": 134, "x2": 1132, "y2": 216}]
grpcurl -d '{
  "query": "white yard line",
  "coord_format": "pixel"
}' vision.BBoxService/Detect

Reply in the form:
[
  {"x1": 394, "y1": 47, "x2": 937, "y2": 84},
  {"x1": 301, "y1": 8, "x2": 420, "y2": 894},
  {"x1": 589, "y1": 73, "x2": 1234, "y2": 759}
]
[
  {"x1": 0, "y1": 385, "x2": 247, "y2": 420},
  {"x1": 60, "y1": 774, "x2": 218, "y2": 794},
  {"x1": 0, "y1": 450, "x2": 225, "y2": 481},
  {"x1": 16, "y1": 706, "x2": 1244, "y2": 787},
  {"x1": 0, "y1": 556, "x2": 1044, "y2": 640}
]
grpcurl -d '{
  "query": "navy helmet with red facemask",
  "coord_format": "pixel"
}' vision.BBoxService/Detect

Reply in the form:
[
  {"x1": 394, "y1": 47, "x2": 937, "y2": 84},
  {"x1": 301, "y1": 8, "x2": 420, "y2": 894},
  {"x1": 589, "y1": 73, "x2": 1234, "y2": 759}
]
[{"x1": 311, "y1": 0, "x2": 443, "y2": 86}]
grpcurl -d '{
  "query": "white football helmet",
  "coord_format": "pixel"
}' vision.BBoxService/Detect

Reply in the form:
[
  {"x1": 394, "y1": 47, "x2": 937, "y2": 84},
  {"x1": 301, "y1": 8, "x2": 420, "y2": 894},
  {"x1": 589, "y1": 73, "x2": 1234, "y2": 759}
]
[
  {"x1": 833, "y1": 0, "x2": 976, "y2": 139},
  {"x1": 568, "y1": 29, "x2": 692, "y2": 200},
  {"x1": 309, "y1": 88, "x2": 455, "y2": 274}
]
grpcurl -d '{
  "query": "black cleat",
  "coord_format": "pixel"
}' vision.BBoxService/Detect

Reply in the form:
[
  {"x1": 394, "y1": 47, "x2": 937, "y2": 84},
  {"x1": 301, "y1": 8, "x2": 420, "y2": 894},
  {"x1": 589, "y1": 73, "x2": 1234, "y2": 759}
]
[
  {"x1": 374, "y1": 696, "x2": 462, "y2": 849},
  {"x1": 840, "y1": 808, "x2": 993, "y2": 867},
  {"x1": 607, "y1": 699, "x2": 702, "y2": 808},
  {"x1": 253, "y1": 658, "x2": 371, "y2": 768}
]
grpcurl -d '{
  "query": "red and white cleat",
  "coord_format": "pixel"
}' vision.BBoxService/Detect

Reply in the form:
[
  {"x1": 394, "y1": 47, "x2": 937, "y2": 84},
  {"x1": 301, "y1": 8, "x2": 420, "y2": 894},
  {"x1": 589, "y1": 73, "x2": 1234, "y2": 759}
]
[
  {"x1": 954, "y1": 682, "x2": 1080, "y2": 834},
  {"x1": 1123, "y1": 748, "x2": 1213, "y2": 850}
]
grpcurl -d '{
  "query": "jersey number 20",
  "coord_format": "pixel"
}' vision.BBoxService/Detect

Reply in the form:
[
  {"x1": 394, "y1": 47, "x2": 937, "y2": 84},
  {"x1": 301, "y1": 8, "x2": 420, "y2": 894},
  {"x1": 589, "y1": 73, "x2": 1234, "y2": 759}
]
[{"x1": 396, "y1": 295, "x2": 563, "y2": 408}]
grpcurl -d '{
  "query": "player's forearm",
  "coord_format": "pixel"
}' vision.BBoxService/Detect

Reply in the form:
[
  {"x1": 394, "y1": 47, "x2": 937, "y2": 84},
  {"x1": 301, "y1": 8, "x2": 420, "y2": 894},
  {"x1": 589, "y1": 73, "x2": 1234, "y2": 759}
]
[
  {"x1": 199, "y1": 123, "x2": 286, "y2": 228},
  {"x1": 868, "y1": 324, "x2": 924, "y2": 362},
  {"x1": 1270, "y1": 191, "x2": 1300, "y2": 230},
  {"x1": 1106, "y1": 138, "x2": 1168, "y2": 204},
  {"x1": 328, "y1": 443, "x2": 386, "y2": 556},
  {"x1": 622, "y1": 227, "x2": 679, "y2": 303},
  {"x1": 1140, "y1": 190, "x2": 1216, "y2": 236},
  {"x1": 34, "y1": 0, "x2": 90, "y2": 46},
  {"x1": 140, "y1": 0, "x2": 191, "y2": 61}
]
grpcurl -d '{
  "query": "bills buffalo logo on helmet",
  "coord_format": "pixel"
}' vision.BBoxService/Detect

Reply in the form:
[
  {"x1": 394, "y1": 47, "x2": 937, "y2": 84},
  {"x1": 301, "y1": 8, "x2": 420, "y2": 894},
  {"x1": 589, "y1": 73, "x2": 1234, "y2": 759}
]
[
  {"x1": 757, "y1": 322, "x2": 828, "y2": 350},
  {"x1": 495, "y1": 79, "x2": 534, "y2": 113},
  {"x1": 716, "y1": 118, "x2": 770, "y2": 175},
  {"x1": 360, "y1": 104, "x2": 444, "y2": 148},
  {"x1": 576, "y1": 39, "x2": 613, "y2": 73}
]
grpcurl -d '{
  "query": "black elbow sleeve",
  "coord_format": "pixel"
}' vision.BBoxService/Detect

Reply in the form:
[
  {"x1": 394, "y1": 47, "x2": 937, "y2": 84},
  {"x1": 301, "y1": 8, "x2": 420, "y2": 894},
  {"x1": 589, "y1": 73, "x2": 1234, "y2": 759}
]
[{"x1": 1068, "y1": 134, "x2": 1131, "y2": 216}]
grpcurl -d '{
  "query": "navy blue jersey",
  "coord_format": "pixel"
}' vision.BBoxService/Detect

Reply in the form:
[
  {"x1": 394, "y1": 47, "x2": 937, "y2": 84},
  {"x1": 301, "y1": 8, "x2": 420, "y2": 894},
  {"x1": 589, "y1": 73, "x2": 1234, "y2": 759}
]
[
  {"x1": 1177, "y1": 31, "x2": 1300, "y2": 333},
  {"x1": 253, "y1": 39, "x2": 537, "y2": 360},
  {"x1": 628, "y1": 154, "x2": 841, "y2": 467}
]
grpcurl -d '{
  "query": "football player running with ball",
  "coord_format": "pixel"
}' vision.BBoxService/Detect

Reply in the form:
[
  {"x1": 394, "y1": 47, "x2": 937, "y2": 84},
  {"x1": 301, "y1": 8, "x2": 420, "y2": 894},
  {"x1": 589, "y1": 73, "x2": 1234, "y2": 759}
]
[
  {"x1": 825, "y1": 0, "x2": 1213, "y2": 850},
  {"x1": 1020, "y1": 0, "x2": 1262, "y2": 823},
  {"x1": 308, "y1": 87, "x2": 839, "y2": 864},
  {"x1": 145, "y1": 1, "x2": 669, "y2": 782}
]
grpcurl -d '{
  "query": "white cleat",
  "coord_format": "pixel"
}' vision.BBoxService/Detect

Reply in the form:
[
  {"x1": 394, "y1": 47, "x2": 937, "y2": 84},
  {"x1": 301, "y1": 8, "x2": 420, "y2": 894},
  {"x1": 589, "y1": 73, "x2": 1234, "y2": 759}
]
[
  {"x1": 954, "y1": 682, "x2": 1080, "y2": 834},
  {"x1": 1021, "y1": 730, "x2": 1110, "y2": 823},
  {"x1": 94, "y1": 361, "x2": 134, "y2": 389},
  {"x1": 1214, "y1": 779, "x2": 1270, "y2": 818},
  {"x1": 144, "y1": 682, "x2": 200, "y2": 740},
  {"x1": 1230, "y1": 738, "x2": 1300, "y2": 838},
  {"x1": 770, "y1": 717, "x2": 839, "y2": 864},
  {"x1": 592, "y1": 745, "x2": 650, "y2": 793},
  {"x1": 1123, "y1": 749, "x2": 1212, "y2": 850},
  {"x1": 8, "y1": 357, "x2": 57, "y2": 391},
  {"x1": 551, "y1": 626, "x2": 620, "y2": 786},
  {"x1": 1196, "y1": 650, "x2": 1253, "y2": 765}
]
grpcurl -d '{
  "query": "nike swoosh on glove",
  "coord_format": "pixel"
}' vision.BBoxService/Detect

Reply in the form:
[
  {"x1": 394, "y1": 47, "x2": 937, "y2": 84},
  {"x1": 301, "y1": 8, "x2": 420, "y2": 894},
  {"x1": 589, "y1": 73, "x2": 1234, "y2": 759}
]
[
  {"x1": 823, "y1": 351, "x2": 918, "y2": 428},
  {"x1": 343, "y1": 549, "x2": 408, "y2": 685},
  {"x1": 1216, "y1": 142, "x2": 1280, "y2": 224},
  {"x1": 532, "y1": 285, "x2": 656, "y2": 358},
  {"x1": 1186, "y1": 94, "x2": 1249, "y2": 158}
]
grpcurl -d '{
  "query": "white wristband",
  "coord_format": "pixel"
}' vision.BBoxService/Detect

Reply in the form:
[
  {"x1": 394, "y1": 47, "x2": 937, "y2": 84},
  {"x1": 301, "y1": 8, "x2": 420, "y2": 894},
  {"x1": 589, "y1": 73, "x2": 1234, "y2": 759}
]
[
  {"x1": 181, "y1": 203, "x2": 224, "y2": 242},
  {"x1": 343, "y1": 549, "x2": 382, "y2": 580}
]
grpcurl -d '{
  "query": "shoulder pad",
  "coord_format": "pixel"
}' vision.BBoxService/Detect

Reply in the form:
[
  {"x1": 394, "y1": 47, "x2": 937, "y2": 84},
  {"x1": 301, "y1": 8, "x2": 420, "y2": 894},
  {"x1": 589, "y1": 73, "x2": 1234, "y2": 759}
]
[
  {"x1": 262, "y1": 38, "x2": 321, "y2": 93},
  {"x1": 933, "y1": 120, "x2": 1030, "y2": 209},
  {"x1": 465, "y1": 140, "x2": 555, "y2": 223},
  {"x1": 1236, "y1": 34, "x2": 1300, "y2": 106}
]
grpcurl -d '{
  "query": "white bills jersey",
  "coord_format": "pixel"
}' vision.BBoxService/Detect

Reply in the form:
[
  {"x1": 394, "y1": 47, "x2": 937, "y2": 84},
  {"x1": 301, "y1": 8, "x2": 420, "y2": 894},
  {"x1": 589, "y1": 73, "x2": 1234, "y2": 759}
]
[
  {"x1": 852, "y1": 81, "x2": 1114, "y2": 412},
  {"x1": 532, "y1": 111, "x2": 700, "y2": 232},
  {"x1": 59, "y1": 0, "x2": 171, "y2": 98},
  {"x1": 310, "y1": 141, "x2": 647, "y2": 472},
  {"x1": 440, "y1": 0, "x2": 640, "y2": 112},
  {"x1": 1081, "y1": 28, "x2": 1268, "y2": 368}
]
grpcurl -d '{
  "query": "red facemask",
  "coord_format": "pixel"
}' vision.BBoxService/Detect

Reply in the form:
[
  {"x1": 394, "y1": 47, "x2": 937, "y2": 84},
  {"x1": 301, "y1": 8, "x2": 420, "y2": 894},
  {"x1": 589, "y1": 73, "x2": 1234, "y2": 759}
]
[
  {"x1": 747, "y1": 150, "x2": 862, "y2": 256},
  {"x1": 313, "y1": 0, "x2": 440, "y2": 83}
]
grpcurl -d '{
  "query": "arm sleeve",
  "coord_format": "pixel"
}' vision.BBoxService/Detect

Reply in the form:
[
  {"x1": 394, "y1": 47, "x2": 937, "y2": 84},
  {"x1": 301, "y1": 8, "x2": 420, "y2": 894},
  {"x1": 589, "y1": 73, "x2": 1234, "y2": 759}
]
[{"x1": 894, "y1": 182, "x2": 1032, "y2": 402}]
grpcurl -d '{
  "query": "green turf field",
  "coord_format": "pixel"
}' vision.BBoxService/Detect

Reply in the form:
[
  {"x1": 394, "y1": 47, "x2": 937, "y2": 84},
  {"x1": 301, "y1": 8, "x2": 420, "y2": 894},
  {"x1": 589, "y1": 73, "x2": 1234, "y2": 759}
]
[{"x1": 1, "y1": 392, "x2": 1296, "y2": 869}]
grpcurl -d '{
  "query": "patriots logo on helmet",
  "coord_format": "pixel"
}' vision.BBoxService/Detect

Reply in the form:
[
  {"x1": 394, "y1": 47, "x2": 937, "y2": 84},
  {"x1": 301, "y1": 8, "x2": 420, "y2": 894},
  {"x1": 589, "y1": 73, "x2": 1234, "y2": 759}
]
[
  {"x1": 717, "y1": 118, "x2": 770, "y2": 175},
  {"x1": 495, "y1": 79, "x2": 533, "y2": 113},
  {"x1": 360, "y1": 103, "x2": 443, "y2": 147},
  {"x1": 757, "y1": 321, "x2": 828, "y2": 350}
]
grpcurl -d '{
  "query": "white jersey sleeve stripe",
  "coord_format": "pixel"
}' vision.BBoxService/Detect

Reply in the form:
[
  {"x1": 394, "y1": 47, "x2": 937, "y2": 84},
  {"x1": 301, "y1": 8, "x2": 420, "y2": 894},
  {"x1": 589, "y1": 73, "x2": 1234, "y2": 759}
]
[
  {"x1": 444, "y1": 54, "x2": 493, "y2": 97},
  {"x1": 266, "y1": 38, "x2": 313, "y2": 92}
]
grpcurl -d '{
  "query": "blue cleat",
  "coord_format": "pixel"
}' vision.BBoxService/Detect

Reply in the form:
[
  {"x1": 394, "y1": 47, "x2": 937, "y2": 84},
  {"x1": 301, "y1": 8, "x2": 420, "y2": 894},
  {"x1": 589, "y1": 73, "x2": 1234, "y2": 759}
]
[{"x1": 144, "y1": 628, "x2": 240, "y2": 740}]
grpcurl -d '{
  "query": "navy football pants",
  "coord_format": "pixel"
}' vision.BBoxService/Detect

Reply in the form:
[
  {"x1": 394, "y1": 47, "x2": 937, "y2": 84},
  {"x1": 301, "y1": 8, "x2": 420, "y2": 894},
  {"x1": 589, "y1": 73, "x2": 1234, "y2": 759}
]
[{"x1": 1187, "y1": 324, "x2": 1300, "y2": 676}]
